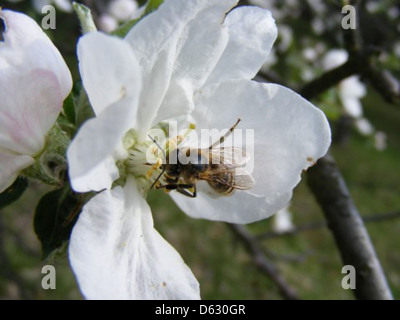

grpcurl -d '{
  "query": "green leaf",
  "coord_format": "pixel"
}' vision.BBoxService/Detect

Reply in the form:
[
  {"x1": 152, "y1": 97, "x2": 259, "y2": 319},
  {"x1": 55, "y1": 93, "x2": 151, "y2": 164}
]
[
  {"x1": 0, "y1": 177, "x2": 28, "y2": 210},
  {"x1": 112, "y1": 0, "x2": 164, "y2": 38},
  {"x1": 34, "y1": 187, "x2": 84, "y2": 259},
  {"x1": 62, "y1": 91, "x2": 76, "y2": 125},
  {"x1": 144, "y1": 0, "x2": 164, "y2": 15},
  {"x1": 112, "y1": 18, "x2": 141, "y2": 38}
]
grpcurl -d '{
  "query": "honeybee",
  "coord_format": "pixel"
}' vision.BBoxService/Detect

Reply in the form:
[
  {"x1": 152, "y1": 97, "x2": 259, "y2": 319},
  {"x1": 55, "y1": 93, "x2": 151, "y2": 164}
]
[{"x1": 149, "y1": 119, "x2": 254, "y2": 198}]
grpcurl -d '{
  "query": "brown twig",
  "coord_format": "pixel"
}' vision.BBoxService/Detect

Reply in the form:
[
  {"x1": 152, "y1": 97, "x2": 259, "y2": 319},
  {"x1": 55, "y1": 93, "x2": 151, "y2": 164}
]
[{"x1": 227, "y1": 224, "x2": 300, "y2": 300}]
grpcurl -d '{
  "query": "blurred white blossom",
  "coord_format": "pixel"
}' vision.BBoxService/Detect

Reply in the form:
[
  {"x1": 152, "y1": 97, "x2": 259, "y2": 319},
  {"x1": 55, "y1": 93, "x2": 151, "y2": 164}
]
[
  {"x1": 109, "y1": 0, "x2": 138, "y2": 21},
  {"x1": 97, "y1": 14, "x2": 119, "y2": 33},
  {"x1": 323, "y1": 49, "x2": 366, "y2": 118},
  {"x1": 355, "y1": 118, "x2": 374, "y2": 136},
  {"x1": 273, "y1": 204, "x2": 295, "y2": 233},
  {"x1": 97, "y1": 0, "x2": 143, "y2": 32},
  {"x1": 374, "y1": 131, "x2": 387, "y2": 151},
  {"x1": 32, "y1": 0, "x2": 73, "y2": 13}
]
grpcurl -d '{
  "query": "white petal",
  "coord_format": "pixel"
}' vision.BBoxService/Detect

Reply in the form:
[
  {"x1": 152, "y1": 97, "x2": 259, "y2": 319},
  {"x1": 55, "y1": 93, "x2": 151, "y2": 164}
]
[
  {"x1": 0, "y1": 151, "x2": 34, "y2": 193},
  {"x1": 0, "y1": 10, "x2": 72, "y2": 99},
  {"x1": 69, "y1": 179, "x2": 200, "y2": 300},
  {"x1": 171, "y1": 181, "x2": 292, "y2": 224},
  {"x1": 205, "y1": 6, "x2": 277, "y2": 86},
  {"x1": 174, "y1": 80, "x2": 331, "y2": 223},
  {"x1": 125, "y1": 0, "x2": 238, "y2": 137},
  {"x1": 68, "y1": 155, "x2": 119, "y2": 192},
  {"x1": 67, "y1": 96, "x2": 139, "y2": 192},
  {"x1": 77, "y1": 32, "x2": 142, "y2": 115},
  {"x1": 0, "y1": 69, "x2": 63, "y2": 156}
]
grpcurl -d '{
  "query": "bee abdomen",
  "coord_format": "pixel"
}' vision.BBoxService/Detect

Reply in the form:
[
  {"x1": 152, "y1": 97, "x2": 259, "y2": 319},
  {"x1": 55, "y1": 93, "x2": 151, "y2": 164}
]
[{"x1": 208, "y1": 172, "x2": 235, "y2": 196}]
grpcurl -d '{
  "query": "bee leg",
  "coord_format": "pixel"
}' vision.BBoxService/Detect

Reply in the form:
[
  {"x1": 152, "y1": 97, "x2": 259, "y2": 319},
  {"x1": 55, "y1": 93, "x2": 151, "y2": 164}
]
[
  {"x1": 176, "y1": 187, "x2": 196, "y2": 198},
  {"x1": 162, "y1": 183, "x2": 196, "y2": 198}
]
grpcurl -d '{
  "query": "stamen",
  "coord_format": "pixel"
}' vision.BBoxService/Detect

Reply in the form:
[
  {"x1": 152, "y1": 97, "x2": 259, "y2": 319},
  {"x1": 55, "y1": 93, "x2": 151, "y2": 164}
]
[{"x1": 146, "y1": 158, "x2": 162, "y2": 179}]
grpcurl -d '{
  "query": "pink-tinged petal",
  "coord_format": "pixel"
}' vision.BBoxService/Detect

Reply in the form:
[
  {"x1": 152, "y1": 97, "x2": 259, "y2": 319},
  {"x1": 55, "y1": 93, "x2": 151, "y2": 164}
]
[
  {"x1": 0, "y1": 150, "x2": 34, "y2": 193},
  {"x1": 0, "y1": 9, "x2": 72, "y2": 99},
  {"x1": 77, "y1": 32, "x2": 142, "y2": 116},
  {"x1": 125, "y1": 0, "x2": 238, "y2": 138},
  {"x1": 69, "y1": 179, "x2": 200, "y2": 300},
  {"x1": 0, "y1": 69, "x2": 63, "y2": 156},
  {"x1": 205, "y1": 6, "x2": 277, "y2": 86}
]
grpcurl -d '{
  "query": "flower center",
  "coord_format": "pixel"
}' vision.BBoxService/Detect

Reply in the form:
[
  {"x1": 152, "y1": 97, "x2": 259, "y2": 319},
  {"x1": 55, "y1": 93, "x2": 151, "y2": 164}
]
[{"x1": 121, "y1": 123, "x2": 195, "y2": 194}]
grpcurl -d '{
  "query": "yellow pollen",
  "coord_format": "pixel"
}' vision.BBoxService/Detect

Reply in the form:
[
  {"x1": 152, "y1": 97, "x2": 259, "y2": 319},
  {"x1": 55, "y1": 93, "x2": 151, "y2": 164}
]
[{"x1": 146, "y1": 158, "x2": 162, "y2": 179}]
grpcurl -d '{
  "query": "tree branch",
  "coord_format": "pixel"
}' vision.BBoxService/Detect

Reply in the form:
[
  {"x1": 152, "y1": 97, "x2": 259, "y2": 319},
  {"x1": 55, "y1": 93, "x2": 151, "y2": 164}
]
[
  {"x1": 293, "y1": 12, "x2": 395, "y2": 298},
  {"x1": 227, "y1": 224, "x2": 300, "y2": 300},
  {"x1": 300, "y1": 59, "x2": 359, "y2": 99},
  {"x1": 306, "y1": 153, "x2": 393, "y2": 300}
]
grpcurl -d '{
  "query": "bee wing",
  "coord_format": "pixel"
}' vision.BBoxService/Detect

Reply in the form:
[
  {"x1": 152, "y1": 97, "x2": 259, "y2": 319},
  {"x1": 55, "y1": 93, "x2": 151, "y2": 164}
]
[
  {"x1": 230, "y1": 167, "x2": 255, "y2": 190},
  {"x1": 208, "y1": 147, "x2": 250, "y2": 168},
  {"x1": 199, "y1": 167, "x2": 255, "y2": 191},
  {"x1": 232, "y1": 169, "x2": 255, "y2": 190}
]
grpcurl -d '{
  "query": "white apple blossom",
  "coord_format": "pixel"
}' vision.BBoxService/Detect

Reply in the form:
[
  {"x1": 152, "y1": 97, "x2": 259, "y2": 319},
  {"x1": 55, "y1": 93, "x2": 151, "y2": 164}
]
[
  {"x1": 0, "y1": 10, "x2": 72, "y2": 192},
  {"x1": 67, "y1": 0, "x2": 331, "y2": 299}
]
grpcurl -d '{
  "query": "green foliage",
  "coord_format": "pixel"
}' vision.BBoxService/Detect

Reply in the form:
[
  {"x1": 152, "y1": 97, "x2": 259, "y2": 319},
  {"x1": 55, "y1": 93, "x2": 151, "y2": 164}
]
[
  {"x1": 62, "y1": 92, "x2": 76, "y2": 126},
  {"x1": 112, "y1": 0, "x2": 164, "y2": 38},
  {"x1": 0, "y1": 178, "x2": 28, "y2": 210},
  {"x1": 34, "y1": 187, "x2": 83, "y2": 260},
  {"x1": 143, "y1": 0, "x2": 164, "y2": 15}
]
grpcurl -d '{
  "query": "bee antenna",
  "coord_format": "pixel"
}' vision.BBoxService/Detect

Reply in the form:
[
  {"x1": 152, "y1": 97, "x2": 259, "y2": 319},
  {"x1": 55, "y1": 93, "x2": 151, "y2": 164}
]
[
  {"x1": 148, "y1": 134, "x2": 166, "y2": 159},
  {"x1": 148, "y1": 134, "x2": 167, "y2": 190}
]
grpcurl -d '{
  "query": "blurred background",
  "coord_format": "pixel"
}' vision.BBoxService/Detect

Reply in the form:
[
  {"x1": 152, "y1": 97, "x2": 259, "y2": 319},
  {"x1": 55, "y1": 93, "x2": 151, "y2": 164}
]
[{"x1": 0, "y1": 0, "x2": 399, "y2": 299}]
